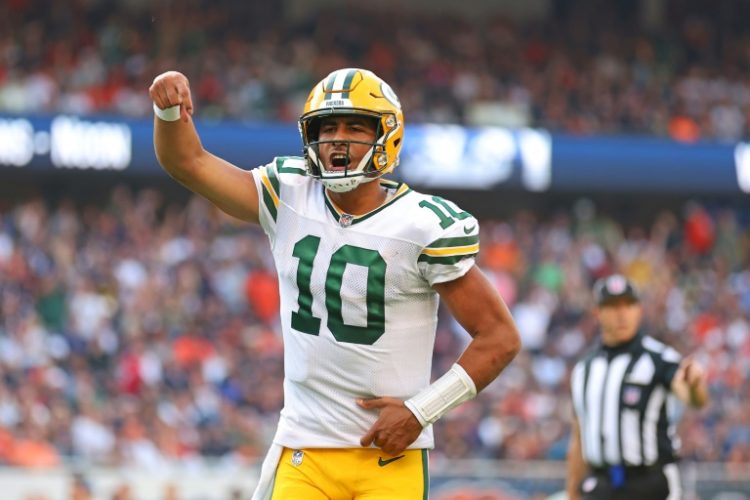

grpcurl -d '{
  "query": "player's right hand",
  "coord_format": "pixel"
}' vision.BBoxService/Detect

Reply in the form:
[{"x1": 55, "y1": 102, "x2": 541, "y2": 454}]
[
  {"x1": 149, "y1": 71, "x2": 194, "y2": 122},
  {"x1": 358, "y1": 397, "x2": 423, "y2": 455}
]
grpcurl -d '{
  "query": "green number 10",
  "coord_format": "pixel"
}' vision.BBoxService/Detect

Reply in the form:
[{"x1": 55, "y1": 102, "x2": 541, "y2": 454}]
[
  {"x1": 291, "y1": 236, "x2": 387, "y2": 345},
  {"x1": 418, "y1": 196, "x2": 471, "y2": 228}
]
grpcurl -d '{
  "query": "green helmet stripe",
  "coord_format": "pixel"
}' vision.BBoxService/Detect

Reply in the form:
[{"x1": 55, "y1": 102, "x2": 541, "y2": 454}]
[
  {"x1": 340, "y1": 69, "x2": 357, "y2": 99},
  {"x1": 323, "y1": 74, "x2": 337, "y2": 100},
  {"x1": 322, "y1": 69, "x2": 358, "y2": 100}
]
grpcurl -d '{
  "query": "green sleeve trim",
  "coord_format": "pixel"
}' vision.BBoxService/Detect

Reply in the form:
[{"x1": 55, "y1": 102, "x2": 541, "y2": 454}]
[
  {"x1": 266, "y1": 163, "x2": 280, "y2": 196},
  {"x1": 277, "y1": 166, "x2": 306, "y2": 175},
  {"x1": 425, "y1": 235, "x2": 479, "y2": 249},
  {"x1": 261, "y1": 184, "x2": 278, "y2": 221},
  {"x1": 417, "y1": 253, "x2": 476, "y2": 265},
  {"x1": 275, "y1": 156, "x2": 307, "y2": 175}
]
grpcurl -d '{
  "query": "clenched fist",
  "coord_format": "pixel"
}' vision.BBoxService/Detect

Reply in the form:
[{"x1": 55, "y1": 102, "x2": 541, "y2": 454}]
[
  {"x1": 149, "y1": 71, "x2": 194, "y2": 122},
  {"x1": 673, "y1": 356, "x2": 709, "y2": 408},
  {"x1": 679, "y1": 357, "x2": 706, "y2": 388}
]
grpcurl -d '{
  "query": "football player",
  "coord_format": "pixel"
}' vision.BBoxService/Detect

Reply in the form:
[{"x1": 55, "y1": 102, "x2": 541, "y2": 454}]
[{"x1": 150, "y1": 68, "x2": 521, "y2": 500}]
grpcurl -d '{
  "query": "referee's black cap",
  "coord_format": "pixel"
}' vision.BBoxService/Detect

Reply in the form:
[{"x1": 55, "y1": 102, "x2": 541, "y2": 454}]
[{"x1": 593, "y1": 274, "x2": 639, "y2": 305}]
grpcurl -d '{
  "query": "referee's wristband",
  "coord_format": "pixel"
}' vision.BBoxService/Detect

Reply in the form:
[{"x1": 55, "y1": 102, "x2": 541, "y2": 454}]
[
  {"x1": 153, "y1": 102, "x2": 181, "y2": 122},
  {"x1": 404, "y1": 363, "x2": 477, "y2": 427}
]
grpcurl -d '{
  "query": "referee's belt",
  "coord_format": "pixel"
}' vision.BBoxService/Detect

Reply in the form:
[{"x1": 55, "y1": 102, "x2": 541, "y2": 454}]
[
  {"x1": 590, "y1": 462, "x2": 672, "y2": 486},
  {"x1": 591, "y1": 463, "x2": 671, "y2": 476}
]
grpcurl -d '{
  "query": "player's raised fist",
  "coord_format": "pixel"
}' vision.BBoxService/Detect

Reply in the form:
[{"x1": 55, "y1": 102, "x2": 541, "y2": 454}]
[{"x1": 149, "y1": 71, "x2": 194, "y2": 121}]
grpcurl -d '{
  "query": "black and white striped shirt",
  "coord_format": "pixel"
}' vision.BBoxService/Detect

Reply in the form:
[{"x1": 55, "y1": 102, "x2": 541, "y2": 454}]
[{"x1": 571, "y1": 332, "x2": 683, "y2": 467}]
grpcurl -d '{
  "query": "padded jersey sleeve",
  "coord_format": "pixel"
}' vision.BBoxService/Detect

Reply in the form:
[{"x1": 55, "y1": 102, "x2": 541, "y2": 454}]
[
  {"x1": 417, "y1": 197, "x2": 479, "y2": 286},
  {"x1": 250, "y1": 156, "x2": 308, "y2": 245},
  {"x1": 251, "y1": 161, "x2": 281, "y2": 243}
]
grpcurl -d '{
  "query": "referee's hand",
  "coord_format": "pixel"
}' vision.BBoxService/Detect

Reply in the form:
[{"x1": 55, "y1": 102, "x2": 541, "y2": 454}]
[
  {"x1": 674, "y1": 357, "x2": 709, "y2": 408},
  {"x1": 358, "y1": 397, "x2": 423, "y2": 456},
  {"x1": 680, "y1": 357, "x2": 706, "y2": 388}
]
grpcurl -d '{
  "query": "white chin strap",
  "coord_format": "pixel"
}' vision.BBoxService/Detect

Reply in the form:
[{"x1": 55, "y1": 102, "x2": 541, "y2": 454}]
[
  {"x1": 323, "y1": 176, "x2": 368, "y2": 193},
  {"x1": 307, "y1": 143, "x2": 380, "y2": 193}
]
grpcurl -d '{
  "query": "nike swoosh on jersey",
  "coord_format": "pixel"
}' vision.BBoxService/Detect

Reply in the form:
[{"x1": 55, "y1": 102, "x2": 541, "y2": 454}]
[
  {"x1": 463, "y1": 224, "x2": 476, "y2": 234},
  {"x1": 378, "y1": 455, "x2": 406, "y2": 467}
]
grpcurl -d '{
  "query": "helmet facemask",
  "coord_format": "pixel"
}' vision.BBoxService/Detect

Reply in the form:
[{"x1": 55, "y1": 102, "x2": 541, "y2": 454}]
[{"x1": 300, "y1": 112, "x2": 394, "y2": 193}]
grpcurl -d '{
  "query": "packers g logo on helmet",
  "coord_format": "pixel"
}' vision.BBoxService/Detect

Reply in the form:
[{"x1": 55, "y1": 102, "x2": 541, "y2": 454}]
[{"x1": 299, "y1": 68, "x2": 404, "y2": 193}]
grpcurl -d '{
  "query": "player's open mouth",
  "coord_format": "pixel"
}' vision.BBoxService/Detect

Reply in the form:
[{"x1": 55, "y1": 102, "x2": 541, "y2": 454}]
[{"x1": 327, "y1": 153, "x2": 351, "y2": 172}]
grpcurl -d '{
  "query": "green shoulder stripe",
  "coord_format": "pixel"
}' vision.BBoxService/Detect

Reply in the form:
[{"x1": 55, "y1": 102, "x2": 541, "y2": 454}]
[
  {"x1": 275, "y1": 156, "x2": 307, "y2": 175},
  {"x1": 426, "y1": 235, "x2": 479, "y2": 249},
  {"x1": 417, "y1": 253, "x2": 475, "y2": 265},
  {"x1": 278, "y1": 166, "x2": 306, "y2": 175},
  {"x1": 276, "y1": 156, "x2": 306, "y2": 175},
  {"x1": 266, "y1": 164, "x2": 280, "y2": 196},
  {"x1": 261, "y1": 184, "x2": 278, "y2": 221}
]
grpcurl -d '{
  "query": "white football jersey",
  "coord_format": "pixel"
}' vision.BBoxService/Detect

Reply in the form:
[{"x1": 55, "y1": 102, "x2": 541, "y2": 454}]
[{"x1": 250, "y1": 156, "x2": 479, "y2": 449}]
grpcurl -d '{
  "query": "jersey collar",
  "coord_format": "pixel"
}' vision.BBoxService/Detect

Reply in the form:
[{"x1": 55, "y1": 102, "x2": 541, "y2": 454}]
[
  {"x1": 323, "y1": 180, "x2": 412, "y2": 226},
  {"x1": 601, "y1": 330, "x2": 644, "y2": 357}
]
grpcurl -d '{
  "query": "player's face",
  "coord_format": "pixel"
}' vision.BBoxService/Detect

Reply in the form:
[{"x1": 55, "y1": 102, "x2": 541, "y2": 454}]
[
  {"x1": 596, "y1": 298, "x2": 642, "y2": 346},
  {"x1": 317, "y1": 116, "x2": 378, "y2": 173}
]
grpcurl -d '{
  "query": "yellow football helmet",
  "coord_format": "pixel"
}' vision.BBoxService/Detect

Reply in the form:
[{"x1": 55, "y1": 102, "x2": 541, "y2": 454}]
[{"x1": 299, "y1": 68, "x2": 404, "y2": 192}]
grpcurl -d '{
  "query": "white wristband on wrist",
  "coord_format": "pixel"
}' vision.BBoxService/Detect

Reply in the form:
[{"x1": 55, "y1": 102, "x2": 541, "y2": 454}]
[
  {"x1": 153, "y1": 102, "x2": 181, "y2": 122},
  {"x1": 404, "y1": 363, "x2": 477, "y2": 427}
]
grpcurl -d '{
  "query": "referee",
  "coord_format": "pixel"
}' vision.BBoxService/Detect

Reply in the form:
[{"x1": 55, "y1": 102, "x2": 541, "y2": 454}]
[{"x1": 566, "y1": 274, "x2": 708, "y2": 500}]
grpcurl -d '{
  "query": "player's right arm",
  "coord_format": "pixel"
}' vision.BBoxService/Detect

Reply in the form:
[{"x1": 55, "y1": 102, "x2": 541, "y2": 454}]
[
  {"x1": 150, "y1": 71, "x2": 260, "y2": 224},
  {"x1": 566, "y1": 417, "x2": 586, "y2": 500}
]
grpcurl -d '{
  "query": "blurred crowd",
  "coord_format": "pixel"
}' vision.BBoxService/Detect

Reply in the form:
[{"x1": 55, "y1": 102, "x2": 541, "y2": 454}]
[
  {"x1": 3, "y1": 0, "x2": 750, "y2": 141},
  {"x1": 0, "y1": 186, "x2": 749, "y2": 471}
]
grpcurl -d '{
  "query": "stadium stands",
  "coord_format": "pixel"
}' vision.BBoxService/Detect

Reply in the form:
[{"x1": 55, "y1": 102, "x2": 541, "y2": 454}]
[
  {"x1": 0, "y1": 190, "x2": 747, "y2": 468},
  {"x1": 2, "y1": 1, "x2": 750, "y2": 140},
  {"x1": 1, "y1": 1, "x2": 750, "y2": 497}
]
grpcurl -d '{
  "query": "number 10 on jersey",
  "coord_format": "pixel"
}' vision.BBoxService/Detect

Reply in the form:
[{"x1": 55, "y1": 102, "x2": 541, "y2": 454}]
[{"x1": 291, "y1": 235, "x2": 386, "y2": 345}]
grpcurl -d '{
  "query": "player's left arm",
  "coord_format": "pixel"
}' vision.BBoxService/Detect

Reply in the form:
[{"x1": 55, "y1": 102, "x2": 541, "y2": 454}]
[
  {"x1": 432, "y1": 265, "x2": 521, "y2": 391},
  {"x1": 670, "y1": 357, "x2": 709, "y2": 408},
  {"x1": 359, "y1": 265, "x2": 521, "y2": 455}
]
